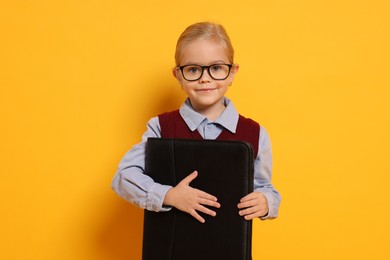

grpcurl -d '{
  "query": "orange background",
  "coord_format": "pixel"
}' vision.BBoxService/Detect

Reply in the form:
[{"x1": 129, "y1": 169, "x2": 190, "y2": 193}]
[{"x1": 1, "y1": 1, "x2": 389, "y2": 259}]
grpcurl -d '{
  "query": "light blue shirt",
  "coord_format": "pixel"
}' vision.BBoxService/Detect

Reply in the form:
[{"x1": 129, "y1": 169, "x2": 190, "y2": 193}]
[{"x1": 112, "y1": 98, "x2": 281, "y2": 219}]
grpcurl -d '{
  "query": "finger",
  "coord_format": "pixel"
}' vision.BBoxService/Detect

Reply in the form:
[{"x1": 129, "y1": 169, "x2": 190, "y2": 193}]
[
  {"x1": 196, "y1": 204, "x2": 217, "y2": 217},
  {"x1": 243, "y1": 206, "x2": 268, "y2": 220},
  {"x1": 240, "y1": 192, "x2": 260, "y2": 202},
  {"x1": 237, "y1": 199, "x2": 257, "y2": 209},
  {"x1": 196, "y1": 189, "x2": 218, "y2": 202},
  {"x1": 239, "y1": 205, "x2": 261, "y2": 216},
  {"x1": 242, "y1": 211, "x2": 262, "y2": 220},
  {"x1": 181, "y1": 171, "x2": 198, "y2": 185},
  {"x1": 198, "y1": 198, "x2": 221, "y2": 208},
  {"x1": 190, "y1": 209, "x2": 205, "y2": 223},
  {"x1": 239, "y1": 204, "x2": 260, "y2": 216},
  {"x1": 239, "y1": 205, "x2": 268, "y2": 220}
]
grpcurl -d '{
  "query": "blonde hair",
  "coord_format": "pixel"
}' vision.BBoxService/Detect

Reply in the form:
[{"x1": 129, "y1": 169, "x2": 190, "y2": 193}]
[{"x1": 174, "y1": 22, "x2": 234, "y2": 67}]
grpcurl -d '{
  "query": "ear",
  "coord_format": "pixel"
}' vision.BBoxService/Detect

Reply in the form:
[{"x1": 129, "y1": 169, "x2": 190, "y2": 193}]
[
  {"x1": 172, "y1": 67, "x2": 180, "y2": 79},
  {"x1": 173, "y1": 67, "x2": 183, "y2": 85},
  {"x1": 229, "y1": 64, "x2": 239, "y2": 81},
  {"x1": 231, "y1": 64, "x2": 239, "y2": 75}
]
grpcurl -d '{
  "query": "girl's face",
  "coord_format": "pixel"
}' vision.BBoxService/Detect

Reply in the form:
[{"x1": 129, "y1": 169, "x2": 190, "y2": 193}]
[{"x1": 173, "y1": 39, "x2": 239, "y2": 115}]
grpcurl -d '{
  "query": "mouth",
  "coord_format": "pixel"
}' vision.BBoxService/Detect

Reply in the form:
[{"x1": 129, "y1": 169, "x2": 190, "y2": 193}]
[{"x1": 196, "y1": 88, "x2": 216, "y2": 92}]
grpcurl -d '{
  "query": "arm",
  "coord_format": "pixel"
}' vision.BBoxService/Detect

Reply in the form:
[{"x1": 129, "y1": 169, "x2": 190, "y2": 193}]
[
  {"x1": 238, "y1": 126, "x2": 281, "y2": 220},
  {"x1": 111, "y1": 117, "x2": 173, "y2": 212},
  {"x1": 111, "y1": 117, "x2": 220, "y2": 222}
]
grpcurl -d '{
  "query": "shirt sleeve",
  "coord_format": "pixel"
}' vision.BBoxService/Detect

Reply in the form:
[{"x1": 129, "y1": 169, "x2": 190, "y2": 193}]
[
  {"x1": 254, "y1": 126, "x2": 281, "y2": 220},
  {"x1": 111, "y1": 117, "x2": 173, "y2": 212}
]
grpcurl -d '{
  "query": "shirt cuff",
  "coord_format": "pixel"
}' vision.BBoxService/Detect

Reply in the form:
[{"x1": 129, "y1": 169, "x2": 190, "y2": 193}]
[
  {"x1": 146, "y1": 183, "x2": 173, "y2": 212},
  {"x1": 257, "y1": 190, "x2": 278, "y2": 220}
]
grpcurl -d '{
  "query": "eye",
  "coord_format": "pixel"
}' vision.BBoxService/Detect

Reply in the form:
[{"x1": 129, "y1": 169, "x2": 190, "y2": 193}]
[
  {"x1": 210, "y1": 65, "x2": 222, "y2": 72},
  {"x1": 184, "y1": 66, "x2": 201, "y2": 74}
]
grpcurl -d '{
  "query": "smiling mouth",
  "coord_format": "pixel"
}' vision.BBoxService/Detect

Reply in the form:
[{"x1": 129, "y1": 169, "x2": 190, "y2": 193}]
[{"x1": 196, "y1": 88, "x2": 216, "y2": 92}]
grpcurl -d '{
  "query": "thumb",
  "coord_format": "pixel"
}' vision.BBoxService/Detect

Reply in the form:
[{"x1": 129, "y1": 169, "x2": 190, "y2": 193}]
[{"x1": 181, "y1": 170, "x2": 198, "y2": 185}]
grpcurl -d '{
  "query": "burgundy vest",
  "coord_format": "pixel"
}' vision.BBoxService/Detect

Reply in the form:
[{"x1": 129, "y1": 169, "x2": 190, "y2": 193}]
[{"x1": 158, "y1": 110, "x2": 260, "y2": 158}]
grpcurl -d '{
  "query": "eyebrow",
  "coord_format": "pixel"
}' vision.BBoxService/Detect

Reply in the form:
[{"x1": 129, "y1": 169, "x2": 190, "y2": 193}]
[{"x1": 181, "y1": 60, "x2": 228, "y2": 66}]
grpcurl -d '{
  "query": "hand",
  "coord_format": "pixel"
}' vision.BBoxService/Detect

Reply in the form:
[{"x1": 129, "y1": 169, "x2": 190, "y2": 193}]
[
  {"x1": 237, "y1": 192, "x2": 269, "y2": 220},
  {"x1": 163, "y1": 171, "x2": 221, "y2": 223}
]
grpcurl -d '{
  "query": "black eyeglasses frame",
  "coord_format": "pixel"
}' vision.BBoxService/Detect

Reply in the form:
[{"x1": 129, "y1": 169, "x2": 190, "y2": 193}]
[{"x1": 176, "y1": 64, "x2": 233, "y2": 81}]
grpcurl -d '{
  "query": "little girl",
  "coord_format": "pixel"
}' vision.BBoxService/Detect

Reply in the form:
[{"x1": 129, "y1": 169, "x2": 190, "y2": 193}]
[{"x1": 112, "y1": 22, "x2": 280, "y2": 223}]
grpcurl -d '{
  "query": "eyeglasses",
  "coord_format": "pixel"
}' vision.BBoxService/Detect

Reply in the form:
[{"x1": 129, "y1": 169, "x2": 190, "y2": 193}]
[{"x1": 176, "y1": 64, "x2": 233, "y2": 81}]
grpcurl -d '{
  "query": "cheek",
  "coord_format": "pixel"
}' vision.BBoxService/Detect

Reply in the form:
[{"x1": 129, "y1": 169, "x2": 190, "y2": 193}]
[
  {"x1": 177, "y1": 77, "x2": 187, "y2": 88},
  {"x1": 181, "y1": 86, "x2": 193, "y2": 97},
  {"x1": 174, "y1": 70, "x2": 185, "y2": 86},
  {"x1": 218, "y1": 81, "x2": 230, "y2": 89},
  {"x1": 182, "y1": 82, "x2": 195, "y2": 90}
]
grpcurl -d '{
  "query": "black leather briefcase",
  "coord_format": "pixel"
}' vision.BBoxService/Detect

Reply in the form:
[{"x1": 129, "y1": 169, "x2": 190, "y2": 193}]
[{"x1": 142, "y1": 138, "x2": 254, "y2": 260}]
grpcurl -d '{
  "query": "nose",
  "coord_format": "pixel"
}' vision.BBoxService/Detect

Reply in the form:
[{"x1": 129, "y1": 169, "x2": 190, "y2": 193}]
[{"x1": 199, "y1": 67, "x2": 212, "y2": 82}]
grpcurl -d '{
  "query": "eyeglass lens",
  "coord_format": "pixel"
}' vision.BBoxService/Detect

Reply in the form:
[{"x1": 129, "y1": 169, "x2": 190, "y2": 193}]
[{"x1": 181, "y1": 64, "x2": 231, "y2": 81}]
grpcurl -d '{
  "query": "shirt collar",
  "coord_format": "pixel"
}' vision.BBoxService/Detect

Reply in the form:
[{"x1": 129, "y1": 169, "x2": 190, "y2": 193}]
[{"x1": 179, "y1": 97, "x2": 239, "y2": 133}]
